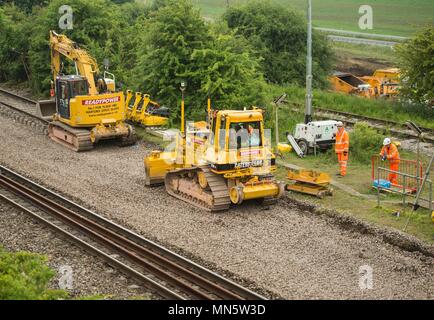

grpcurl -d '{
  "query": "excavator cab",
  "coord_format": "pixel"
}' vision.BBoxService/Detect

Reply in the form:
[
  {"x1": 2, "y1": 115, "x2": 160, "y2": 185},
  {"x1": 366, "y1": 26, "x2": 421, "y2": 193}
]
[{"x1": 36, "y1": 75, "x2": 89, "y2": 121}]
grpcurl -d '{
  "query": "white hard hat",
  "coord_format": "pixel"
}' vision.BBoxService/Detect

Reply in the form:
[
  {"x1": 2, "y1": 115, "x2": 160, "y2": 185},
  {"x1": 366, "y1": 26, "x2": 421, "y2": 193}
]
[
  {"x1": 336, "y1": 121, "x2": 343, "y2": 127},
  {"x1": 383, "y1": 138, "x2": 391, "y2": 146}
]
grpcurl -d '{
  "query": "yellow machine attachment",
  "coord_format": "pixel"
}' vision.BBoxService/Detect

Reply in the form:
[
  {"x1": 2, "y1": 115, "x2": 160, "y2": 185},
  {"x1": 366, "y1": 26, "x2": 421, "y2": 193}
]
[
  {"x1": 37, "y1": 31, "x2": 135, "y2": 151},
  {"x1": 361, "y1": 68, "x2": 400, "y2": 98},
  {"x1": 125, "y1": 90, "x2": 169, "y2": 128},
  {"x1": 277, "y1": 143, "x2": 292, "y2": 154},
  {"x1": 329, "y1": 72, "x2": 373, "y2": 98},
  {"x1": 286, "y1": 169, "x2": 333, "y2": 199},
  {"x1": 144, "y1": 106, "x2": 284, "y2": 211}
]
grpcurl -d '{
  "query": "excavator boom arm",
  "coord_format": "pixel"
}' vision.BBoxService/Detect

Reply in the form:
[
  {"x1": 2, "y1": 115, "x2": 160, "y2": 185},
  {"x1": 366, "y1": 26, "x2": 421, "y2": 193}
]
[{"x1": 49, "y1": 30, "x2": 100, "y2": 95}]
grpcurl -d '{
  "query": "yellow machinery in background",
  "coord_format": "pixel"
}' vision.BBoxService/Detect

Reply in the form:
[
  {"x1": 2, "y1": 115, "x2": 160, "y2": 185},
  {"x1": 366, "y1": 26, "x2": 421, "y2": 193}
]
[
  {"x1": 361, "y1": 68, "x2": 400, "y2": 98},
  {"x1": 144, "y1": 96, "x2": 285, "y2": 212},
  {"x1": 329, "y1": 69, "x2": 400, "y2": 99},
  {"x1": 329, "y1": 72, "x2": 372, "y2": 98},
  {"x1": 36, "y1": 31, "x2": 135, "y2": 151},
  {"x1": 125, "y1": 90, "x2": 169, "y2": 128},
  {"x1": 286, "y1": 169, "x2": 333, "y2": 199}
]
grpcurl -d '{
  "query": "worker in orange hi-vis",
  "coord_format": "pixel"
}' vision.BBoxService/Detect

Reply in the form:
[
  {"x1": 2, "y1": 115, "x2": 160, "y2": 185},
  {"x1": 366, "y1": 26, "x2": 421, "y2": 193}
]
[
  {"x1": 380, "y1": 138, "x2": 401, "y2": 185},
  {"x1": 335, "y1": 122, "x2": 349, "y2": 177}
]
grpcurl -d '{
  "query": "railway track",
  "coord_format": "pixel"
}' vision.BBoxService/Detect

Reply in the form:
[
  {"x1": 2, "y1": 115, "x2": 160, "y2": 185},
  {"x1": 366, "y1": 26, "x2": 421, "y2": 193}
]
[
  {"x1": 0, "y1": 87, "x2": 48, "y2": 133},
  {"x1": 0, "y1": 165, "x2": 266, "y2": 300},
  {"x1": 2, "y1": 87, "x2": 432, "y2": 144},
  {"x1": 289, "y1": 103, "x2": 433, "y2": 144}
]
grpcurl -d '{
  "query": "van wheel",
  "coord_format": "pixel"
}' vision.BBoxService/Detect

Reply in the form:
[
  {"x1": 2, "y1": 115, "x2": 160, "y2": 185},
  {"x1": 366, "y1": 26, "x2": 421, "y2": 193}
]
[{"x1": 297, "y1": 139, "x2": 309, "y2": 155}]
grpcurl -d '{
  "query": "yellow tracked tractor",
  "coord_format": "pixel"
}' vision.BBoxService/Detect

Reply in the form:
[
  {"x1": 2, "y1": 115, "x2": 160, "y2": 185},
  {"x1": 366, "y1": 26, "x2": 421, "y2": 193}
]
[
  {"x1": 125, "y1": 90, "x2": 169, "y2": 128},
  {"x1": 144, "y1": 95, "x2": 284, "y2": 212},
  {"x1": 37, "y1": 31, "x2": 135, "y2": 151}
]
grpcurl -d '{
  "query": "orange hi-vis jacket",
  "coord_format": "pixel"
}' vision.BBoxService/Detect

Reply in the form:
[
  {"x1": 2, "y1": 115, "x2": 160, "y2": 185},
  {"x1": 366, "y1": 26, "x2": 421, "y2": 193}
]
[
  {"x1": 335, "y1": 128, "x2": 349, "y2": 154},
  {"x1": 380, "y1": 144, "x2": 400, "y2": 164}
]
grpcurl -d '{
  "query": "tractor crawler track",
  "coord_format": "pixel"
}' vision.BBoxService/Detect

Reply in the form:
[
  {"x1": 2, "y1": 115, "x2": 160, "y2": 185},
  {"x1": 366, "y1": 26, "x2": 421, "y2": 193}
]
[
  {"x1": 165, "y1": 167, "x2": 231, "y2": 212},
  {"x1": 0, "y1": 165, "x2": 265, "y2": 300}
]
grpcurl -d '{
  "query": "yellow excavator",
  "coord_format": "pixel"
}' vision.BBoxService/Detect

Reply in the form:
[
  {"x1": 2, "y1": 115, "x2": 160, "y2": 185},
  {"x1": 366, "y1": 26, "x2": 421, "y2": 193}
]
[
  {"x1": 144, "y1": 93, "x2": 284, "y2": 212},
  {"x1": 37, "y1": 31, "x2": 136, "y2": 151},
  {"x1": 125, "y1": 90, "x2": 169, "y2": 128}
]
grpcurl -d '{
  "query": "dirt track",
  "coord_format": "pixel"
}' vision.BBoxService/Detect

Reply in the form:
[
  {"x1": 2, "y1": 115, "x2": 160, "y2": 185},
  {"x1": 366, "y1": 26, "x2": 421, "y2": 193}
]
[{"x1": 1, "y1": 115, "x2": 433, "y2": 299}]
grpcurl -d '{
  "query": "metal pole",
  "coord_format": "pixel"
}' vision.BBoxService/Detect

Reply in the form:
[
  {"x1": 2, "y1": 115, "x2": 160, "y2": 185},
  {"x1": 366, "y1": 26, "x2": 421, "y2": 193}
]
[
  {"x1": 275, "y1": 102, "x2": 279, "y2": 147},
  {"x1": 304, "y1": 0, "x2": 313, "y2": 124},
  {"x1": 377, "y1": 167, "x2": 381, "y2": 207},
  {"x1": 404, "y1": 153, "x2": 434, "y2": 231},
  {"x1": 403, "y1": 175, "x2": 406, "y2": 207},
  {"x1": 417, "y1": 139, "x2": 420, "y2": 192},
  {"x1": 429, "y1": 181, "x2": 432, "y2": 212}
]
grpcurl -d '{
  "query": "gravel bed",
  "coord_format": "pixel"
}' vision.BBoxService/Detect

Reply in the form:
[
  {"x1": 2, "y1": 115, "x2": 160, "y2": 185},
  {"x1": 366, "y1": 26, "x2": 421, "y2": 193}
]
[
  {"x1": 0, "y1": 115, "x2": 433, "y2": 299},
  {"x1": 0, "y1": 201, "x2": 153, "y2": 299}
]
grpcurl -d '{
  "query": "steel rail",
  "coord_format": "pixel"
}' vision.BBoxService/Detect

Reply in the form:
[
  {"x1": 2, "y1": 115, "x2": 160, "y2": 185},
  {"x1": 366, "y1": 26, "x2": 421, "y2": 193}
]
[
  {"x1": 315, "y1": 106, "x2": 433, "y2": 135},
  {"x1": 0, "y1": 87, "x2": 37, "y2": 105},
  {"x1": 0, "y1": 165, "x2": 266, "y2": 300},
  {"x1": 0, "y1": 100, "x2": 48, "y2": 124},
  {"x1": 0, "y1": 192, "x2": 183, "y2": 300}
]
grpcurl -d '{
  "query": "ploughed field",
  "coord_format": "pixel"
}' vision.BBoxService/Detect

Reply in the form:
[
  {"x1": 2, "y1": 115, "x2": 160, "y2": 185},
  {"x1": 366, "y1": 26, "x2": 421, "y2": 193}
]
[{"x1": 0, "y1": 114, "x2": 433, "y2": 299}]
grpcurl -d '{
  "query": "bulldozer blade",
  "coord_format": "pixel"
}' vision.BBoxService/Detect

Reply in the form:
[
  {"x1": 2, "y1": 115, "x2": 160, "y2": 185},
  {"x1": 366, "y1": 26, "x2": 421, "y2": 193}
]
[{"x1": 36, "y1": 99, "x2": 57, "y2": 120}]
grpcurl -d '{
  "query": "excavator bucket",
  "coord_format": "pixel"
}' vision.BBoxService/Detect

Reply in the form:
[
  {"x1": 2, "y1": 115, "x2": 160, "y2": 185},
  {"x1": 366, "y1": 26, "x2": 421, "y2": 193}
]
[{"x1": 36, "y1": 99, "x2": 57, "y2": 120}]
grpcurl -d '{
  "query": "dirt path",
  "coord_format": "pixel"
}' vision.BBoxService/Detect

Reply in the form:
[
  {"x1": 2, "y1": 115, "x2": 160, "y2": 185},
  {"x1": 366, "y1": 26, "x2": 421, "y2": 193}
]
[{"x1": 0, "y1": 115, "x2": 433, "y2": 299}]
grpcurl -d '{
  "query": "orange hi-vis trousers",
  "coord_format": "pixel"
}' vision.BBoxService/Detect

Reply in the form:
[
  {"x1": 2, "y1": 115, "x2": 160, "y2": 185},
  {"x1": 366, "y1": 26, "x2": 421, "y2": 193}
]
[
  {"x1": 380, "y1": 144, "x2": 400, "y2": 185},
  {"x1": 389, "y1": 163, "x2": 399, "y2": 185},
  {"x1": 337, "y1": 152, "x2": 348, "y2": 176}
]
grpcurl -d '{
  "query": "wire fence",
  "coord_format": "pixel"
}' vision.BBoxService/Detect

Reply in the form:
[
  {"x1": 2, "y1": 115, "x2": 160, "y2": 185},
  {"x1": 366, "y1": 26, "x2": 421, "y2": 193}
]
[
  {"x1": 375, "y1": 167, "x2": 433, "y2": 212},
  {"x1": 371, "y1": 155, "x2": 423, "y2": 192}
]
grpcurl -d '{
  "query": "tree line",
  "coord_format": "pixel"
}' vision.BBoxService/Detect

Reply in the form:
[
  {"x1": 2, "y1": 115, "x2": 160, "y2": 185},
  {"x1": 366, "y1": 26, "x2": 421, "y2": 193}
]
[
  {"x1": 0, "y1": 0, "x2": 334, "y2": 119},
  {"x1": 0, "y1": 0, "x2": 431, "y2": 120}
]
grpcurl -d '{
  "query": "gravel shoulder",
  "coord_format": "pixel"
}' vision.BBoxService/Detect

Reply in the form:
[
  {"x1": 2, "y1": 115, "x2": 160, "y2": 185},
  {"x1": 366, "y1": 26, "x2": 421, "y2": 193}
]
[{"x1": 0, "y1": 115, "x2": 433, "y2": 299}]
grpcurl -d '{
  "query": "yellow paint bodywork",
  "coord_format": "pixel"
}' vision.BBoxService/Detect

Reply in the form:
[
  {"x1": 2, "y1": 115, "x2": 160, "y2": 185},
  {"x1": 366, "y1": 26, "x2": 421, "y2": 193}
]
[
  {"x1": 126, "y1": 91, "x2": 169, "y2": 127},
  {"x1": 58, "y1": 92, "x2": 125, "y2": 127},
  {"x1": 144, "y1": 150, "x2": 177, "y2": 185},
  {"x1": 144, "y1": 108, "x2": 283, "y2": 205}
]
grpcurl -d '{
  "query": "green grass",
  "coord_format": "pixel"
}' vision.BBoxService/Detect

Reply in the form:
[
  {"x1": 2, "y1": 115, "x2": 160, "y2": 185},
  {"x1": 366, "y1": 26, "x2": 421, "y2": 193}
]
[
  {"x1": 331, "y1": 41, "x2": 397, "y2": 65},
  {"x1": 275, "y1": 152, "x2": 434, "y2": 244},
  {"x1": 138, "y1": 127, "x2": 434, "y2": 244},
  {"x1": 194, "y1": 0, "x2": 434, "y2": 37},
  {"x1": 264, "y1": 85, "x2": 434, "y2": 135}
]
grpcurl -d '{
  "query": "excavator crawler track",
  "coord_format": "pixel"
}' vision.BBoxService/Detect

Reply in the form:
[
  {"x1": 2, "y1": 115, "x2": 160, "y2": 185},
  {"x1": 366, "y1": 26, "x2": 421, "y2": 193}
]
[
  {"x1": 165, "y1": 167, "x2": 231, "y2": 212},
  {"x1": 48, "y1": 121, "x2": 93, "y2": 152},
  {"x1": 118, "y1": 124, "x2": 137, "y2": 147}
]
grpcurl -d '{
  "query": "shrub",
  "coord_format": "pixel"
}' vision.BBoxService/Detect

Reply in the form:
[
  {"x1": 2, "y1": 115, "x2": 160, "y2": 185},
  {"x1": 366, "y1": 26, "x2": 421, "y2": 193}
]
[
  {"x1": 223, "y1": 0, "x2": 332, "y2": 88},
  {"x1": 396, "y1": 26, "x2": 434, "y2": 106},
  {"x1": 132, "y1": 0, "x2": 266, "y2": 123},
  {"x1": 0, "y1": 246, "x2": 68, "y2": 300},
  {"x1": 350, "y1": 122, "x2": 385, "y2": 164}
]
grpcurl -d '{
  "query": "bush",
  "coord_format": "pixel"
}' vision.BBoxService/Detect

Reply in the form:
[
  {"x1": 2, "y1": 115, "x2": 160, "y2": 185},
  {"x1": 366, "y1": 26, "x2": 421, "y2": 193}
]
[
  {"x1": 223, "y1": 0, "x2": 332, "y2": 88},
  {"x1": 350, "y1": 122, "x2": 385, "y2": 164},
  {"x1": 27, "y1": 0, "x2": 129, "y2": 94},
  {"x1": 0, "y1": 246, "x2": 68, "y2": 300},
  {"x1": 396, "y1": 26, "x2": 434, "y2": 106},
  {"x1": 132, "y1": 0, "x2": 266, "y2": 122},
  {"x1": 0, "y1": 5, "x2": 32, "y2": 83}
]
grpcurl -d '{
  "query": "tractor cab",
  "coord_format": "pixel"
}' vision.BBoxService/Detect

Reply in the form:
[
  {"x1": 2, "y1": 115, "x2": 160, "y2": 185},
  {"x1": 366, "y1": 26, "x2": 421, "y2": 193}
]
[{"x1": 206, "y1": 109, "x2": 274, "y2": 173}]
